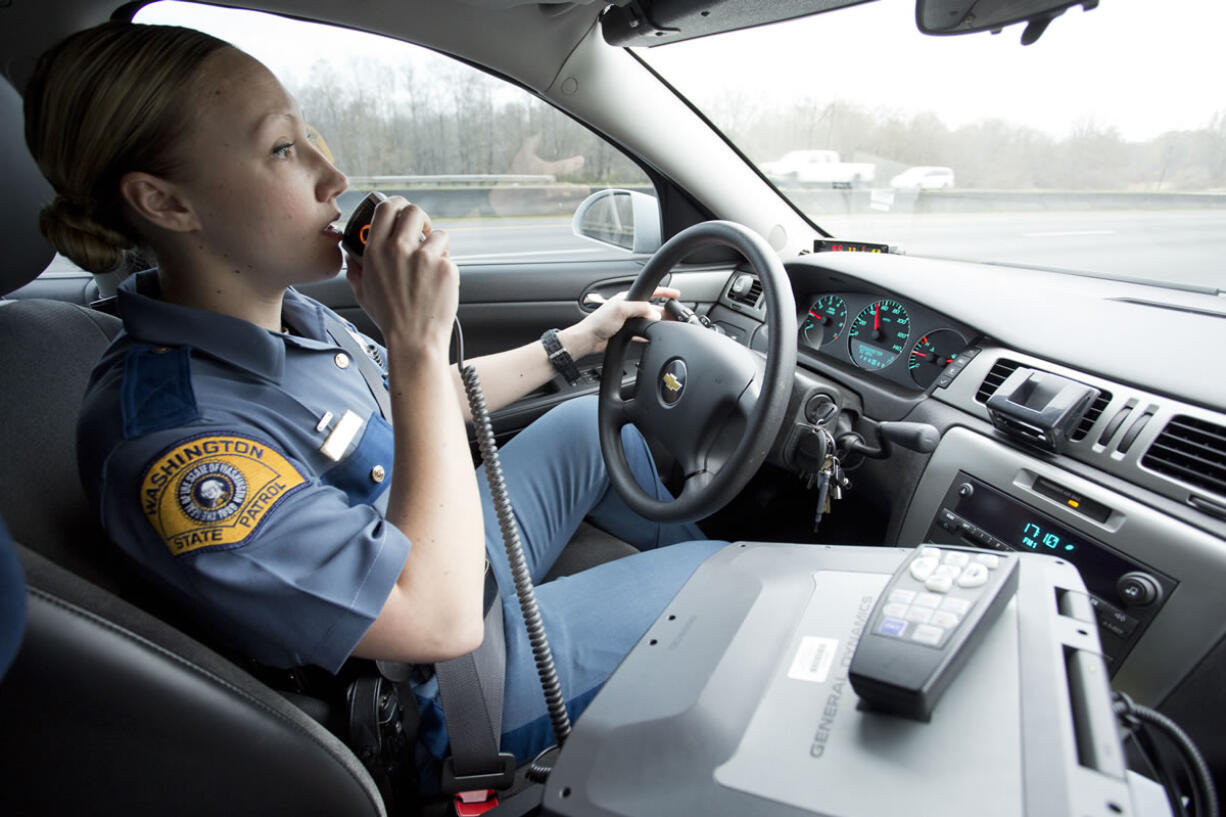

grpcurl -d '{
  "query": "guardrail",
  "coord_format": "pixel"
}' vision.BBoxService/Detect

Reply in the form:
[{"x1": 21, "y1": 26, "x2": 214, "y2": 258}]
[
  {"x1": 338, "y1": 180, "x2": 653, "y2": 220},
  {"x1": 338, "y1": 175, "x2": 1226, "y2": 220},
  {"x1": 783, "y1": 188, "x2": 1226, "y2": 215},
  {"x1": 347, "y1": 174, "x2": 556, "y2": 188}
]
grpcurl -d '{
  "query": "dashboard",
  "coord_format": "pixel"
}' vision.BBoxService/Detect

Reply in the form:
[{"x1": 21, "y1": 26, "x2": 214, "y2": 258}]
[{"x1": 699, "y1": 250, "x2": 1226, "y2": 781}]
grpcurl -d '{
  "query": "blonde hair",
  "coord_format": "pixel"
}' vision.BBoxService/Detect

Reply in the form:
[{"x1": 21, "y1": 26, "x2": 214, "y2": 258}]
[{"x1": 24, "y1": 22, "x2": 230, "y2": 274}]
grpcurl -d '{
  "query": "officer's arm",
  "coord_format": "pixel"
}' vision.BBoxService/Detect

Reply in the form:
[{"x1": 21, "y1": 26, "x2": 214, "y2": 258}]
[
  {"x1": 448, "y1": 324, "x2": 590, "y2": 419},
  {"x1": 448, "y1": 289, "x2": 673, "y2": 417}
]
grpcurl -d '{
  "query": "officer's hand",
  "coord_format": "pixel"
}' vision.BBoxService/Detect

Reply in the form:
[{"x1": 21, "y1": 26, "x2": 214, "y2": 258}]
[
  {"x1": 561, "y1": 286, "x2": 679, "y2": 357},
  {"x1": 345, "y1": 197, "x2": 457, "y2": 351}
]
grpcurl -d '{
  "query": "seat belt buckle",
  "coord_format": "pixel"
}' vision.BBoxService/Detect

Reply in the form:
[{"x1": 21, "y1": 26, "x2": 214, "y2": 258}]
[
  {"x1": 454, "y1": 789, "x2": 499, "y2": 816},
  {"x1": 440, "y1": 752, "x2": 516, "y2": 794}
]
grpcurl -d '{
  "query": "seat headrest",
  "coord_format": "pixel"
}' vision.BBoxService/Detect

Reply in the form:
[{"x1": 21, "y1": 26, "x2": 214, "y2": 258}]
[{"x1": 0, "y1": 76, "x2": 56, "y2": 296}]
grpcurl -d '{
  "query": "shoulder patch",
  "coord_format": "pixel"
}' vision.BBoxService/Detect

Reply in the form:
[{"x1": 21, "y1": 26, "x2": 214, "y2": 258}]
[{"x1": 140, "y1": 434, "x2": 307, "y2": 556}]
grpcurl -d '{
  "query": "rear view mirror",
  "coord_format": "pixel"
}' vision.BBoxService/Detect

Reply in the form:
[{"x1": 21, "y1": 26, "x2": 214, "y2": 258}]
[
  {"x1": 571, "y1": 189, "x2": 661, "y2": 254},
  {"x1": 917, "y1": 0, "x2": 1097, "y2": 44}
]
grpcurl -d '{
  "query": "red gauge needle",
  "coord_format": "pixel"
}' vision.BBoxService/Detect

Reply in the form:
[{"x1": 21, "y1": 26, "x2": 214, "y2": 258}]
[
  {"x1": 874, "y1": 303, "x2": 880, "y2": 332},
  {"x1": 913, "y1": 351, "x2": 928, "y2": 358}
]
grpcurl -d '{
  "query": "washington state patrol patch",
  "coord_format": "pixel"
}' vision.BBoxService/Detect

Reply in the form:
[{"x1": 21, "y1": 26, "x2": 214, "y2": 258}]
[{"x1": 140, "y1": 434, "x2": 307, "y2": 556}]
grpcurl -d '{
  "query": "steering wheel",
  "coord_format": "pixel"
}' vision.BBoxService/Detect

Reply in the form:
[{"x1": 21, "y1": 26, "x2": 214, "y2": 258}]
[{"x1": 598, "y1": 221, "x2": 797, "y2": 523}]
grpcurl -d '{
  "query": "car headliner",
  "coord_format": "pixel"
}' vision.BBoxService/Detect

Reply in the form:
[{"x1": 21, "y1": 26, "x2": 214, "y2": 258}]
[{"x1": 1, "y1": 0, "x2": 605, "y2": 96}]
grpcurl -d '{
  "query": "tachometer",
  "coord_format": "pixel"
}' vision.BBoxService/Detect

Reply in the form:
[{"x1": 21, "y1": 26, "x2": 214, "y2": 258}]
[
  {"x1": 848, "y1": 299, "x2": 910, "y2": 370},
  {"x1": 800, "y1": 295, "x2": 847, "y2": 349},
  {"x1": 908, "y1": 329, "x2": 967, "y2": 388}
]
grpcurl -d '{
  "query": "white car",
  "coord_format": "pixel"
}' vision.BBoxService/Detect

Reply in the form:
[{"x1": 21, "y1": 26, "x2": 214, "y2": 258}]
[
  {"x1": 760, "y1": 149, "x2": 876, "y2": 187},
  {"x1": 890, "y1": 166, "x2": 956, "y2": 190}
]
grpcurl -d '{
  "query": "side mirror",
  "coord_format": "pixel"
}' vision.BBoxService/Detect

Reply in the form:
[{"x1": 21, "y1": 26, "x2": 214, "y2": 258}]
[{"x1": 571, "y1": 189, "x2": 661, "y2": 254}]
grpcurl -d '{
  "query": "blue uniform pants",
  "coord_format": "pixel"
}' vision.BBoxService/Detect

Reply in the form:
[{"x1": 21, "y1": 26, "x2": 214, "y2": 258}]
[{"x1": 414, "y1": 394, "x2": 728, "y2": 765}]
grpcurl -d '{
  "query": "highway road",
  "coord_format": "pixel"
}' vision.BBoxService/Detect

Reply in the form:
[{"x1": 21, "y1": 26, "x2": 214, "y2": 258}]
[
  {"x1": 40, "y1": 209, "x2": 1223, "y2": 293},
  {"x1": 439, "y1": 209, "x2": 1225, "y2": 293}
]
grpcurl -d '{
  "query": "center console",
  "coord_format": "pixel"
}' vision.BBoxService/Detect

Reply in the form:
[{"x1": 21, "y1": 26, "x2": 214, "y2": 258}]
[
  {"x1": 921, "y1": 473, "x2": 1174, "y2": 670},
  {"x1": 899, "y1": 426, "x2": 1226, "y2": 706}
]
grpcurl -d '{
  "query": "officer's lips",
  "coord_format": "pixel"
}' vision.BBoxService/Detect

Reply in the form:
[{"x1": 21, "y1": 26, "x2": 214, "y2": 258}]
[{"x1": 323, "y1": 218, "x2": 343, "y2": 240}]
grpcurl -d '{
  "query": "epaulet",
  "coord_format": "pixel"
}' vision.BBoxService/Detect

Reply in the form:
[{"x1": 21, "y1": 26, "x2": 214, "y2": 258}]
[{"x1": 121, "y1": 344, "x2": 201, "y2": 439}]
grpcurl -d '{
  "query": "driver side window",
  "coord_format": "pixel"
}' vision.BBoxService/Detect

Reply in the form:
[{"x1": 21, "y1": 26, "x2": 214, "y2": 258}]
[{"x1": 125, "y1": 1, "x2": 657, "y2": 266}]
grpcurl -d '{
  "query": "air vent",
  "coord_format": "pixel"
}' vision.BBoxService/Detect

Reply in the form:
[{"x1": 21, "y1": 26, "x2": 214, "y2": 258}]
[
  {"x1": 726, "y1": 275, "x2": 762, "y2": 308},
  {"x1": 1142, "y1": 415, "x2": 1226, "y2": 499},
  {"x1": 1070, "y1": 389, "x2": 1112, "y2": 441},
  {"x1": 975, "y1": 358, "x2": 1021, "y2": 403}
]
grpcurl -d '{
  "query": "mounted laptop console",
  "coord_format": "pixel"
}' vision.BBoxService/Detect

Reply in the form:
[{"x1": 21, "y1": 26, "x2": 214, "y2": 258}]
[{"x1": 541, "y1": 543, "x2": 1136, "y2": 817}]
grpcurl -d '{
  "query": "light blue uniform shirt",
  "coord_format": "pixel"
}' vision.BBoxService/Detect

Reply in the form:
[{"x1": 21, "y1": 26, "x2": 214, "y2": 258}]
[{"x1": 78, "y1": 270, "x2": 409, "y2": 671}]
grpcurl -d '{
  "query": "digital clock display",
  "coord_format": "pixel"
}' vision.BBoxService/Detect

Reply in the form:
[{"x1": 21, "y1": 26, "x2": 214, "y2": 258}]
[
  {"x1": 1020, "y1": 520, "x2": 1078, "y2": 553},
  {"x1": 956, "y1": 480, "x2": 1085, "y2": 556}
]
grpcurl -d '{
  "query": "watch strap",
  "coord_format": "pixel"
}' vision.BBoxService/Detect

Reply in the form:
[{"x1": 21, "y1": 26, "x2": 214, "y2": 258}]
[{"x1": 541, "y1": 328, "x2": 582, "y2": 385}]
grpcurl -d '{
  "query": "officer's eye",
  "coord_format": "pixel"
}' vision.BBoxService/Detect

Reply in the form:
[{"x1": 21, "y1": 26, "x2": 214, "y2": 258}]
[{"x1": 272, "y1": 141, "x2": 295, "y2": 159}]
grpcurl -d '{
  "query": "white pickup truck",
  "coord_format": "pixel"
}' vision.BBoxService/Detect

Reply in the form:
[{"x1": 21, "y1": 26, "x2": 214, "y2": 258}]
[{"x1": 759, "y1": 149, "x2": 876, "y2": 187}]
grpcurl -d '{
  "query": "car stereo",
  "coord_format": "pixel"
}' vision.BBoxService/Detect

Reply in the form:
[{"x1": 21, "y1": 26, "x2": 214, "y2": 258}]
[{"x1": 922, "y1": 472, "x2": 1176, "y2": 670}]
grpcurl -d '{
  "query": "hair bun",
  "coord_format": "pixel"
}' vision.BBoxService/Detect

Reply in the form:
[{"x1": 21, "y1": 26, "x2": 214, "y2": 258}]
[{"x1": 39, "y1": 194, "x2": 133, "y2": 274}]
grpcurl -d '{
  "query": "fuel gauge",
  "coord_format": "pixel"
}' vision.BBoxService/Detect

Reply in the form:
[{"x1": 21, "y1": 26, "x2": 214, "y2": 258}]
[
  {"x1": 908, "y1": 329, "x2": 967, "y2": 388},
  {"x1": 800, "y1": 295, "x2": 848, "y2": 349}
]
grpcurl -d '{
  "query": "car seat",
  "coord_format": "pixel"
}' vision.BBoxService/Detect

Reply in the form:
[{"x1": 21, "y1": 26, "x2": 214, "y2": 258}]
[{"x1": 0, "y1": 75, "x2": 388, "y2": 817}]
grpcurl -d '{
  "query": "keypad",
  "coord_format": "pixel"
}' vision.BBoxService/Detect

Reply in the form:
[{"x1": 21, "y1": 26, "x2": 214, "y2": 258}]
[{"x1": 875, "y1": 548, "x2": 1002, "y2": 648}]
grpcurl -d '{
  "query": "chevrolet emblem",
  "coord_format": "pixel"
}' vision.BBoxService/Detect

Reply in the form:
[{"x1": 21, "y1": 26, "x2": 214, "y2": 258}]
[{"x1": 660, "y1": 359, "x2": 687, "y2": 406}]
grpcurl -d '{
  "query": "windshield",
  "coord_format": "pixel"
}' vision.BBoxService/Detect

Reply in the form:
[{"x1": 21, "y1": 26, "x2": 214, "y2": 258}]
[{"x1": 642, "y1": 0, "x2": 1225, "y2": 293}]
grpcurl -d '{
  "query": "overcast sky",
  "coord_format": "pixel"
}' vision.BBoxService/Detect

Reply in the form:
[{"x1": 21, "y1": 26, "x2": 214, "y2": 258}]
[
  {"x1": 643, "y1": 0, "x2": 1226, "y2": 141},
  {"x1": 139, "y1": 0, "x2": 1224, "y2": 142}
]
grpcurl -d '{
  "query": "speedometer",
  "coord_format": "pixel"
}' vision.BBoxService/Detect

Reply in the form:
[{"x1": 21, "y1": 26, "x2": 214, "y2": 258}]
[{"x1": 848, "y1": 299, "x2": 910, "y2": 370}]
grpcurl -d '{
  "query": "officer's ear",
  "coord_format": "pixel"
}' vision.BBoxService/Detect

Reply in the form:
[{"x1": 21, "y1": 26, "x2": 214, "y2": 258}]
[{"x1": 119, "y1": 172, "x2": 202, "y2": 234}]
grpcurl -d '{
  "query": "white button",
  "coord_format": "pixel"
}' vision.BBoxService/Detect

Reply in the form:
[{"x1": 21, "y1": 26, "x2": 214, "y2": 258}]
[
  {"x1": 905, "y1": 606, "x2": 934, "y2": 624},
  {"x1": 943, "y1": 551, "x2": 970, "y2": 567},
  {"x1": 913, "y1": 592, "x2": 942, "y2": 609},
  {"x1": 909, "y1": 556, "x2": 939, "y2": 582},
  {"x1": 911, "y1": 624, "x2": 945, "y2": 645},
  {"x1": 975, "y1": 553, "x2": 1000, "y2": 569},
  {"x1": 370, "y1": 464, "x2": 386, "y2": 483},
  {"x1": 957, "y1": 563, "x2": 989, "y2": 588},
  {"x1": 889, "y1": 589, "x2": 917, "y2": 605},
  {"x1": 939, "y1": 596, "x2": 972, "y2": 616},
  {"x1": 933, "y1": 564, "x2": 961, "y2": 581},
  {"x1": 925, "y1": 574, "x2": 954, "y2": 593},
  {"x1": 919, "y1": 546, "x2": 941, "y2": 560},
  {"x1": 334, "y1": 352, "x2": 351, "y2": 369},
  {"x1": 932, "y1": 610, "x2": 960, "y2": 628},
  {"x1": 883, "y1": 602, "x2": 908, "y2": 618}
]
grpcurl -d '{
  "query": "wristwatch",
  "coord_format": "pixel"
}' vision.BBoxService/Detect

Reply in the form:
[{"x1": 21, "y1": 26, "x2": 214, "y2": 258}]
[{"x1": 541, "y1": 328, "x2": 582, "y2": 385}]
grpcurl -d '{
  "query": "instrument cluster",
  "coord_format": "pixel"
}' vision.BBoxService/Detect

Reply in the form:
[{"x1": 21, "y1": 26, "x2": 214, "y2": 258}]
[{"x1": 798, "y1": 292, "x2": 976, "y2": 390}]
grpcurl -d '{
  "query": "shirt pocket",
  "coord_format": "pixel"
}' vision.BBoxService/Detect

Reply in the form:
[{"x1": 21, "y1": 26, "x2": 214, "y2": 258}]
[{"x1": 319, "y1": 414, "x2": 393, "y2": 506}]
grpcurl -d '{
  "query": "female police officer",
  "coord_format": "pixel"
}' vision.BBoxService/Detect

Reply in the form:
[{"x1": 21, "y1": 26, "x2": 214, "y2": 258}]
[{"x1": 24, "y1": 21, "x2": 726, "y2": 768}]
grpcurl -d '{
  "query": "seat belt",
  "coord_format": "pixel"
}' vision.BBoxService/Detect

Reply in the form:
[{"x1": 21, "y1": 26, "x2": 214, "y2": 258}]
[{"x1": 321, "y1": 311, "x2": 515, "y2": 797}]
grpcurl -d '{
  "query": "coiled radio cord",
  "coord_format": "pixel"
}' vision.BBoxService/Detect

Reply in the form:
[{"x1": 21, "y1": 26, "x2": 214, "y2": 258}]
[{"x1": 454, "y1": 320, "x2": 573, "y2": 754}]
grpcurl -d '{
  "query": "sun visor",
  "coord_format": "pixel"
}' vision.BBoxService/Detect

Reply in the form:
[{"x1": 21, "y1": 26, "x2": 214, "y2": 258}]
[{"x1": 601, "y1": 0, "x2": 877, "y2": 47}]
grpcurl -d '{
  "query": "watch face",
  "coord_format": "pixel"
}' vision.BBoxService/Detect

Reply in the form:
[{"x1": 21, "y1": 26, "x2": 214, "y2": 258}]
[{"x1": 544, "y1": 330, "x2": 580, "y2": 382}]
